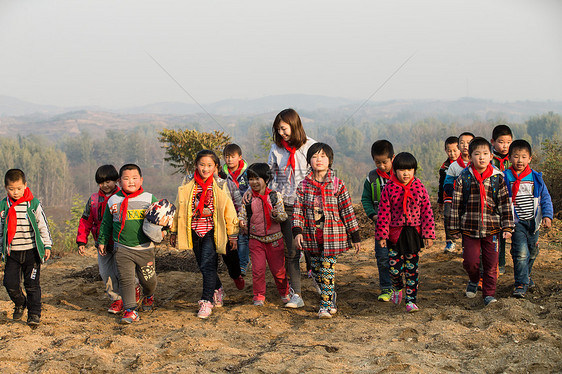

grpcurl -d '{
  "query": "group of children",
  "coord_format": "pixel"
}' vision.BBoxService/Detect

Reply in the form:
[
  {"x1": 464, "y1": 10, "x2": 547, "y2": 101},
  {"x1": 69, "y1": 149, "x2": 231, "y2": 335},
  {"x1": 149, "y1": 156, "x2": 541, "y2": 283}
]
[{"x1": 0, "y1": 111, "x2": 554, "y2": 325}]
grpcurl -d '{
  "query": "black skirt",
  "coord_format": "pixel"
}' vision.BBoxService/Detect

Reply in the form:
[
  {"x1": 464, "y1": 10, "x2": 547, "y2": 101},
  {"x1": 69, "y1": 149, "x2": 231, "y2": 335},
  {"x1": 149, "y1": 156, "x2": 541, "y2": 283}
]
[{"x1": 391, "y1": 226, "x2": 423, "y2": 256}]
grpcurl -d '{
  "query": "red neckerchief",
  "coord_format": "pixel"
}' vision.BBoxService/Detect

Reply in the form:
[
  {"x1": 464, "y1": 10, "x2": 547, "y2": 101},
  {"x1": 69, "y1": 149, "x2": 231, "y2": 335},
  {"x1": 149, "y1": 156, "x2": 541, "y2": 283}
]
[
  {"x1": 456, "y1": 155, "x2": 468, "y2": 168},
  {"x1": 252, "y1": 187, "x2": 273, "y2": 229},
  {"x1": 493, "y1": 153, "x2": 509, "y2": 171},
  {"x1": 228, "y1": 159, "x2": 244, "y2": 188},
  {"x1": 376, "y1": 168, "x2": 393, "y2": 180},
  {"x1": 509, "y1": 165, "x2": 532, "y2": 205},
  {"x1": 118, "y1": 187, "x2": 144, "y2": 241},
  {"x1": 309, "y1": 176, "x2": 329, "y2": 207},
  {"x1": 281, "y1": 139, "x2": 296, "y2": 179},
  {"x1": 100, "y1": 186, "x2": 120, "y2": 206},
  {"x1": 390, "y1": 175, "x2": 414, "y2": 216},
  {"x1": 194, "y1": 170, "x2": 213, "y2": 216},
  {"x1": 470, "y1": 163, "x2": 494, "y2": 222},
  {"x1": 6, "y1": 187, "x2": 34, "y2": 248}
]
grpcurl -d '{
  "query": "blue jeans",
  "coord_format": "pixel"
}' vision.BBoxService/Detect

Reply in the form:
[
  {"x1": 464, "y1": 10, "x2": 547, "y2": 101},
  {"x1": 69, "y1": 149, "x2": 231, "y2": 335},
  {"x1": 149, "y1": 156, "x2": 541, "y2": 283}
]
[
  {"x1": 511, "y1": 220, "x2": 539, "y2": 287},
  {"x1": 192, "y1": 230, "x2": 222, "y2": 302},
  {"x1": 237, "y1": 234, "x2": 250, "y2": 271},
  {"x1": 375, "y1": 239, "x2": 392, "y2": 290}
]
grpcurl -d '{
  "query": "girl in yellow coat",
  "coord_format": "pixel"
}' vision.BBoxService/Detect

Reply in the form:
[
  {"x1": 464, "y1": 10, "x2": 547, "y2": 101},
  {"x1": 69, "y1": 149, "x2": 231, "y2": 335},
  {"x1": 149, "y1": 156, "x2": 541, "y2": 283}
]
[{"x1": 170, "y1": 150, "x2": 239, "y2": 319}]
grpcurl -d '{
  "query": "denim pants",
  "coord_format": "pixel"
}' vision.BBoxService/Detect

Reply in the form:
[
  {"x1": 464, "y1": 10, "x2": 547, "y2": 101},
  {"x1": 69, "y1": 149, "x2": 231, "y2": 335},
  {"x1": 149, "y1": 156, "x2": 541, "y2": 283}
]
[
  {"x1": 237, "y1": 234, "x2": 250, "y2": 271},
  {"x1": 498, "y1": 236, "x2": 507, "y2": 269},
  {"x1": 192, "y1": 230, "x2": 222, "y2": 302},
  {"x1": 280, "y1": 205, "x2": 301, "y2": 294},
  {"x1": 374, "y1": 239, "x2": 392, "y2": 290},
  {"x1": 511, "y1": 220, "x2": 539, "y2": 287},
  {"x1": 3, "y1": 249, "x2": 42, "y2": 317}
]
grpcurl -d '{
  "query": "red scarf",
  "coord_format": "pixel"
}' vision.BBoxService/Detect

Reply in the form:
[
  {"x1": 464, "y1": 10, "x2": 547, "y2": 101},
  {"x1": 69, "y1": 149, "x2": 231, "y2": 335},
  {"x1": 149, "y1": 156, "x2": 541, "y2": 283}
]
[
  {"x1": 252, "y1": 188, "x2": 273, "y2": 229},
  {"x1": 509, "y1": 165, "x2": 532, "y2": 205},
  {"x1": 6, "y1": 187, "x2": 34, "y2": 247},
  {"x1": 456, "y1": 155, "x2": 468, "y2": 168},
  {"x1": 281, "y1": 139, "x2": 296, "y2": 178},
  {"x1": 493, "y1": 154, "x2": 509, "y2": 171},
  {"x1": 309, "y1": 177, "x2": 329, "y2": 206},
  {"x1": 118, "y1": 187, "x2": 144, "y2": 241},
  {"x1": 228, "y1": 160, "x2": 244, "y2": 187},
  {"x1": 470, "y1": 163, "x2": 494, "y2": 222},
  {"x1": 100, "y1": 186, "x2": 120, "y2": 206},
  {"x1": 194, "y1": 171, "x2": 213, "y2": 216},
  {"x1": 390, "y1": 175, "x2": 414, "y2": 216},
  {"x1": 376, "y1": 168, "x2": 393, "y2": 180}
]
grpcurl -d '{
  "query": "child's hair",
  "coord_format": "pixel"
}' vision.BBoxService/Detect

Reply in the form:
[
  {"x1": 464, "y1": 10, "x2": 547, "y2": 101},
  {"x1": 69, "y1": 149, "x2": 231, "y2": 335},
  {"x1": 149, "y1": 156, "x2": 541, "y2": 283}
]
[
  {"x1": 272, "y1": 108, "x2": 307, "y2": 149},
  {"x1": 468, "y1": 137, "x2": 492, "y2": 155},
  {"x1": 392, "y1": 152, "x2": 418, "y2": 172},
  {"x1": 223, "y1": 143, "x2": 242, "y2": 157},
  {"x1": 4, "y1": 169, "x2": 26, "y2": 186},
  {"x1": 370, "y1": 140, "x2": 394, "y2": 159},
  {"x1": 458, "y1": 131, "x2": 475, "y2": 140},
  {"x1": 246, "y1": 163, "x2": 273, "y2": 184},
  {"x1": 306, "y1": 142, "x2": 334, "y2": 168},
  {"x1": 444, "y1": 136, "x2": 459, "y2": 147},
  {"x1": 95, "y1": 165, "x2": 119, "y2": 184},
  {"x1": 492, "y1": 124, "x2": 513, "y2": 140},
  {"x1": 119, "y1": 164, "x2": 142, "y2": 178},
  {"x1": 195, "y1": 149, "x2": 220, "y2": 167},
  {"x1": 509, "y1": 139, "x2": 532, "y2": 156}
]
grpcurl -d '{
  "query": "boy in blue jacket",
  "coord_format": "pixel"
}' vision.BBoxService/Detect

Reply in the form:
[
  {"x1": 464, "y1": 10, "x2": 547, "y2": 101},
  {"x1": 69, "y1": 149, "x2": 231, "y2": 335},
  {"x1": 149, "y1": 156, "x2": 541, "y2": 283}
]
[{"x1": 503, "y1": 140, "x2": 553, "y2": 298}]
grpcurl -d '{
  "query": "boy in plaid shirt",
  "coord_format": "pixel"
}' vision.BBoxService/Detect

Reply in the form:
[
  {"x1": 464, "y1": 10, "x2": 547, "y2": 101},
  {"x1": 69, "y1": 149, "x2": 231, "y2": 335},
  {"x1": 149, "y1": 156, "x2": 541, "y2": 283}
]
[{"x1": 449, "y1": 137, "x2": 514, "y2": 305}]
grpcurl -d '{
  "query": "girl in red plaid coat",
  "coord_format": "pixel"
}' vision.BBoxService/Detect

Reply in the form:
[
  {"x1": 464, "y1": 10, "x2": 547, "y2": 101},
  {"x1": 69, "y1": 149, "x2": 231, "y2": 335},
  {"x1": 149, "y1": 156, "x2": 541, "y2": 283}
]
[{"x1": 293, "y1": 143, "x2": 361, "y2": 319}]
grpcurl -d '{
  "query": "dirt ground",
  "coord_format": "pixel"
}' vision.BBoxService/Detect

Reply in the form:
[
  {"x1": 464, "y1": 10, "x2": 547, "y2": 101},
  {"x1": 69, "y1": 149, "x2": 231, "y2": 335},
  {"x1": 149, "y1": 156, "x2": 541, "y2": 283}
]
[{"x1": 0, "y1": 215, "x2": 561, "y2": 373}]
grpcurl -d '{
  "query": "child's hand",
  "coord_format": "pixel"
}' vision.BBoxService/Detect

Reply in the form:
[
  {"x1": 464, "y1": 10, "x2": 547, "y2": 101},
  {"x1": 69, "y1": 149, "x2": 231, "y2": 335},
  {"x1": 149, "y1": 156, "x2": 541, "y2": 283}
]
[
  {"x1": 78, "y1": 245, "x2": 86, "y2": 256},
  {"x1": 379, "y1": 239, "x2": 387, "y2": 248},
  {"x1": 371, "y1": 215, "x2": 378, "y2": 223},
  {"x1": 98, "y1": 245, "x2": 106, "y2": 256},
  {"x1": 542, "y1": 217, "x2": 552, "y2": 228},
  {"x1": 44, "y1": 249, "x2": 51, "y2": 261},
  {"x1": 424, "y1": 239, "x2": 433, "y2": 248},
  {"x1": 239, "y1": 220, "x2": 246, "y2": 229},
  {"x1": 294, "y1": 234, "x2": 304, "y2": 250},
  {"x1": 229, "y1": 237, "x2": 238, "y2": 250},
  {"x1": 169, "y1": 233, "x2": 177, "y2": 247},
  {"x1": 353, "y1": 242, "x2": 361, "y2": 254},
  {"x1": 503, "y1": 231, "x2": 512, "y2": 240},
  {"x1": 241, "y1": 190, "x2": 252, "y2": 205}
]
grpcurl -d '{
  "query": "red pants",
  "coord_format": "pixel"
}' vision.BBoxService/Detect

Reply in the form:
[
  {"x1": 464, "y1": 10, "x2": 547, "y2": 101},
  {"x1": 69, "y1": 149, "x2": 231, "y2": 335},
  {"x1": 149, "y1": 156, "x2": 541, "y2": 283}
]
[
  {"x1": 249, "y1": 238, "x2": 289, "y2": 301},
  {"x1": 462, "y1": 235, "x2": 498, "y2": 298}
]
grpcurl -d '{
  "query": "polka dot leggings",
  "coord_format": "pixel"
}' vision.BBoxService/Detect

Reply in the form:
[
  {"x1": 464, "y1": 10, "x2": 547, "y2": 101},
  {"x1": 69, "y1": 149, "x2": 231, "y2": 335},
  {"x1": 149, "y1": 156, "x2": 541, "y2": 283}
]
[{"x1": 389, "y1": 249, "x2": 419, "y2": 303}]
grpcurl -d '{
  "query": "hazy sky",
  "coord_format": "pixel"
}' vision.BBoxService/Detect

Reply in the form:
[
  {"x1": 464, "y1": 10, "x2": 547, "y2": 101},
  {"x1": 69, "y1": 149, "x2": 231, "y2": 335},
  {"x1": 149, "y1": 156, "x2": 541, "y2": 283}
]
[{"x1": 1, "y1": 0, "x2": 561, "y2": 108}]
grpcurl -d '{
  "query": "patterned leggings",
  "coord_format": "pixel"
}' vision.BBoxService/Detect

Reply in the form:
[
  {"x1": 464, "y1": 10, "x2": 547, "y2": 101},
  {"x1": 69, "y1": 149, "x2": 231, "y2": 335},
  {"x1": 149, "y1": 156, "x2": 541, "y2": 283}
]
[
  {"x1": 310, "y1": 255, "x2": 337, "y2": 309},
  {"x1": 389, "y1": 248, "x2": 419, "y2": 303}
]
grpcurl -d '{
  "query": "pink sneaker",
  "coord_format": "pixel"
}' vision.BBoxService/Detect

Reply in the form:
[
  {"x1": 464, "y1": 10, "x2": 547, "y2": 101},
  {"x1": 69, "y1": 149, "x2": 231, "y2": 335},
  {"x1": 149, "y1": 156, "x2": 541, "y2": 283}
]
[
  {"x1": 197, "y1": 300, "x2": 213, "y2": 319},
  {"x1": 406, "y1": 302, "x2": 419, "y2": 313},
  {"x1": 391, "y1": 289, "x2": 403, "y2": 305},
  {"x1": 107, "y1": 299, "x2": 123, "y2": 314},
  {"x1": 213, "y1": 287, "x2": 224, "y2": 307}
]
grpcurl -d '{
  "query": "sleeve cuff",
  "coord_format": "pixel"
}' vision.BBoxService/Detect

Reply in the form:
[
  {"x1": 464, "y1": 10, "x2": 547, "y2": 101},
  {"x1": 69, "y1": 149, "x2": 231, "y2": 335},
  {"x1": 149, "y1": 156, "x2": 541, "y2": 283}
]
[
  {"x1": 350, "y1": 231, "x2": 361, "y2": 243},
  {"x1": 292, "y1": 227, "x2": 303, "y2": 238}
]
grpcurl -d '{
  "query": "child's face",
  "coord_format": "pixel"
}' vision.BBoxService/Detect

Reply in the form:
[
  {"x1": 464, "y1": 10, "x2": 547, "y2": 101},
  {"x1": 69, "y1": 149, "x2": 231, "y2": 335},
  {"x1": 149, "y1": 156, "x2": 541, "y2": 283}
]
[
  {"x1": 458, "y1": 135, "x2": 474, "y2": 158},
  {"x1": 224, "y1": 152, "x2": 242, "y2": 171},
  {"x1": 5, "y1": 179, "x2": 27, "y2": 201},
  {"x1": 509, "y1": 148, "x2": 532, "y2": 173},
  {"x1": 491, "y1": 135, "x2": 512, "y2": 156},
  {"x1": 470, "y1": 145, "x2": 493, "y2": 172},
  {"x1": 277, "y1": 121, "x2": 292, "y2": 142},
  {"x1": 445, "y1": 143, "x2": 461, "y2": 161},
  {"x1": 310, "y1": 150, "x2": 330, "y2": 173},
  {"x1": 395, "y1": 168, "x2": 415, "y2": 185},
  {"x1": 248, "y1": 176, "x2": 267, "y2": 193},
  {"x1": 99, "y1": 180, "x2": 118, "y2": 195},
  {"x1": 120, "y1": 169, "x2": 143, "y2": 194},
  {"x1": 196, "y1": 156, "x2": 217, "y2": 180},
  {"x1": 373, "y1": 154, "x2": 394, "y2": 174}
]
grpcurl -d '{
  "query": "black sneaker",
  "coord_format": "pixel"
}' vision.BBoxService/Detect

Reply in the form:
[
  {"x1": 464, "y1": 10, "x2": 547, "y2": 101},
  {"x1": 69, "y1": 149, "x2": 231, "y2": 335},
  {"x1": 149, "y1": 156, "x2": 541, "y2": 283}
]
[
  {"x1": 13, "y1": 305, "x2": 25, "y2": 320},
  {"x1": 512, "y1": 285, "x2": 527, "y2": 298},
  {"x1": 27, "y1": 314, "x2": 40, "y2": 326}
]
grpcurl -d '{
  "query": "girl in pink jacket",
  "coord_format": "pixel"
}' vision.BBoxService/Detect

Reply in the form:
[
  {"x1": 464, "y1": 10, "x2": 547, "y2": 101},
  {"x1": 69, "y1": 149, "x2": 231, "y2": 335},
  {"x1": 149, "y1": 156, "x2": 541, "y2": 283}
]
[
  {"x1": 375, "y1": 152, "x2": 435, "y2": 313},
  {"x1": 238, "y1": 163, "x2": 290, "y2": 306}
]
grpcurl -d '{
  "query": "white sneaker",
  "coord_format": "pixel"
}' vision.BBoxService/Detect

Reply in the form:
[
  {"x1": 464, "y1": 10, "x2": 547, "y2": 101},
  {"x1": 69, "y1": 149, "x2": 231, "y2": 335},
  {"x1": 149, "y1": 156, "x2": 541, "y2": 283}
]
[
  {"x1": 285, "y1": 293, "x2": 304, "y2": 308},
  {"x1": 318, "y1": 308, "x2": 332, "y2": 319}
]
